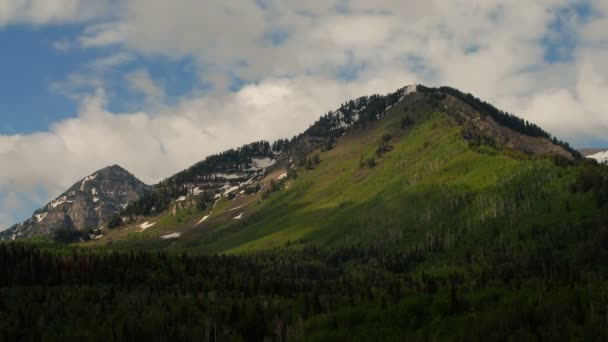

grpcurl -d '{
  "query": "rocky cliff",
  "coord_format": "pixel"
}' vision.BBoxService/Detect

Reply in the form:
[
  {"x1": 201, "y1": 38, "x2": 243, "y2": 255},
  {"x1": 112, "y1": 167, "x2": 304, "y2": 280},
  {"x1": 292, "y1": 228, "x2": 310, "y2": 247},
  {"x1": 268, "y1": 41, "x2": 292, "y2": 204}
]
[{"x1": 1, "y1": 165, "x2": 150, "y2": 240}]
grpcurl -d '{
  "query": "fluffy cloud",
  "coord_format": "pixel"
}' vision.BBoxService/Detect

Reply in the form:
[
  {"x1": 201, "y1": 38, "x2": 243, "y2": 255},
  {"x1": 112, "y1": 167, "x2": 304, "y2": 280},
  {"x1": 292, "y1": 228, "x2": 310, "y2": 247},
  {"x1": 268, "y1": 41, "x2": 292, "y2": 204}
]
[
  {"x1": 0, "y1": 0, "x2": 607, "y2": 227},
  {"x1": 0, "y1": 0, "x2": 111, "y2": 25}
]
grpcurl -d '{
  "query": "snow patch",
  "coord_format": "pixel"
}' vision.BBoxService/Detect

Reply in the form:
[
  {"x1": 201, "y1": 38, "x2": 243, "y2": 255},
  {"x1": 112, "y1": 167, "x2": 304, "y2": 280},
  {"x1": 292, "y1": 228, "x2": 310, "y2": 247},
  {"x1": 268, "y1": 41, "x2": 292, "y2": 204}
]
[
  {"x1": 91, "y1": 188, "x2": 98, "y2": 196},
  {"x1": 138, "y1": 221, "x2": 156, "y2": 232},
  {"x1": 404, "y1": 84, "x2": 418, "y2": 96},
  {"x1": 233, "y1": 213, "x2": 244, "y2": 220},
  {"x1": 213, "y1": 173, "x2": 242, "y2": 180},
  {"x1": 588, "y1": 151, "x2": 608, "y2": 164},
  {"x1": 160, "y1": 232, "x2": 181, "y2": 240},
  {"x1": 175, "y1": 196, "x2": 187, "y2": 202},
  {"x1": 197, "y1": 215, "x2": 210, "y2": 225},
  {"x1": 251, "y1": 157, "x2": 276, "y2": 169},
  {"x1": 34, "y1": 213, "x2": 47, "y2": 223},
  {"x1": 48, "y1": 196, "x2": 67, "y2": 209},
  {"x1": 229, "y1": 205, "x2": 244, "y2": 212},
  {"x1": 80, "y1": 173, "x2": 97, "y2": 191},
  {"x1": 223, "y1": 185, "x2": 240, "y2": 196},
  {"x1": 278, "y1": 172, "x2": 287, "y2": 180}
]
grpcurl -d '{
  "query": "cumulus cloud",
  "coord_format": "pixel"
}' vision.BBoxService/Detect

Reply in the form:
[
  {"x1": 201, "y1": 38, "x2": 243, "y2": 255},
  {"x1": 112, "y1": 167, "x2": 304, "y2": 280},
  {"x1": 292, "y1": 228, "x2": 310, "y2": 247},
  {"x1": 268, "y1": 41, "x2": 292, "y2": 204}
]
[
  {"x1": 0, "y1": 0, "x2": 111, "y2": 26},
  {"x1": 0, "y1": 0, "x2": 608, "y2": 227}
]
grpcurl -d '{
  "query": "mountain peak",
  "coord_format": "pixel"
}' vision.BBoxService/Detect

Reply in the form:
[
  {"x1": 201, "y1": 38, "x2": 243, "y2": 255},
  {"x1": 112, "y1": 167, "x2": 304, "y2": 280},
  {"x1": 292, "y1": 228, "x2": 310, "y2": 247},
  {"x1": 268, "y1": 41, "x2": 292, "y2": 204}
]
[
  {"x1": 91, "y1": 164, "x2": 132, "y2": 177},
  {"x1": 100, "y1": 164, "x2": 127, "y2": 172},
  {"x1": 1, "y1": 164, "x2": 150, "y2": 240}
]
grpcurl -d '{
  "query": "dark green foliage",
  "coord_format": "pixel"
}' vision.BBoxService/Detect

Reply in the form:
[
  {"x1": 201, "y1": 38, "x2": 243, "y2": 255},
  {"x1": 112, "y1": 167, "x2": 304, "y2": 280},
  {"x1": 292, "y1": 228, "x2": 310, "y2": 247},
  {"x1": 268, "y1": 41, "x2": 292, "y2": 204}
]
[
  {"x1": 571, "y1": 163, "x2": 607, "y2": 193},
  {"x1": 243, "y1": 183, "x2": 262, "y2": 195},
  {"x1": 570, "y1": 163, "x2": 608, "y2": 207},
  {"x1": 53, "y1": 227, "x2": 87, "y2": 243},
  {"x1": 306, "y1": 158, "x2": 314, "y2": 170},
  {"x1": 401, "y1": 116, "x2": 415, "y2": 129},
  {"x1": 272, "y1": 139, "x2": 289, "y2": 153},
  {"x1": 321, "y1": 137, "x2": 336, "y2": 152},
  {"x1": 195, "y1": 191, "x2": 214, "y2": 211},
  {"x1": 301, "y1": 154, "x2": 321, "y2": 171},
  {"x1": 382, "y1": 133, "x2": 392, "y2": 143},
  {"x1": 107, "y1": 214, "x2": 122, "y2": 229},
  {"x1": 287, "y1": 168, "x2": 298, "y2": 180},
  {"x1": 376, "y1": 134, "x2": 393, "y2": 156},
  {"x1": 359, "y1": 95, "x2": 386, "y2": 123},
  {"x1": 262, "y1": 180, "x2": 281, "y2": 199},
  {"x1": 2, "y1": 213, "x2": 608, "y2": 342},
  {"x1": 366, "y1": 158, "x2": 376, "y2": 168}
]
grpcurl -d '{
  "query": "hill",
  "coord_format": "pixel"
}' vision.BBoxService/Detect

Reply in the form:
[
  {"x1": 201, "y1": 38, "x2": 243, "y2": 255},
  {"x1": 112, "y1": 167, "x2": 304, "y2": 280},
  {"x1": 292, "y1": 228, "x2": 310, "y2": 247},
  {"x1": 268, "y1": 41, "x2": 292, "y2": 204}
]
[{"x1": 83, "y1": 85, "x2": 602, "y2": 255}]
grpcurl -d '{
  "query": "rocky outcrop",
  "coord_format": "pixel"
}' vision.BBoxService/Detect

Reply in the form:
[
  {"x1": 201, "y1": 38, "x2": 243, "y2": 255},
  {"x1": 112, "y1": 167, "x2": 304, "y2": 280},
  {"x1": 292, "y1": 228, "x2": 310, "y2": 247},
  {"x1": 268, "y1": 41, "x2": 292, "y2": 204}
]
[
  {"x1": 1, "y1": 165, "x2": 150, "y2": 240},
  {"x1": 441, "y1": 94, "x2": 575, "y2": 160}
]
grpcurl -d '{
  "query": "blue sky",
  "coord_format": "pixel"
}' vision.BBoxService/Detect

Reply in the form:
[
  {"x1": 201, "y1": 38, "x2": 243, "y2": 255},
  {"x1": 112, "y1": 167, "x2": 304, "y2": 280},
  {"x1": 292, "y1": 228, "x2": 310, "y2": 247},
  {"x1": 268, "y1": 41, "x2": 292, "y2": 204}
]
[
  {"x1": 0, "y1": 0, "x2": 607, "y2": 229},
  {"x1": 0, "y1": 25, "x2": 80, "y2": 133},
  {"x1": 0, "y1": 26, "x2": 207, "y2": 135}
]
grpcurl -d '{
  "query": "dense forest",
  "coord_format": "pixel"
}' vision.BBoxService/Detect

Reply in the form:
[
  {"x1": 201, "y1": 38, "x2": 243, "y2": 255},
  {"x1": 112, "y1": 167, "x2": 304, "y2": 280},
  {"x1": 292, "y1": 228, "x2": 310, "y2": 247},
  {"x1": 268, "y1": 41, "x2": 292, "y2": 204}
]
[{"x1": 2, "y1": 201, "x2": 608, "y2": 341}]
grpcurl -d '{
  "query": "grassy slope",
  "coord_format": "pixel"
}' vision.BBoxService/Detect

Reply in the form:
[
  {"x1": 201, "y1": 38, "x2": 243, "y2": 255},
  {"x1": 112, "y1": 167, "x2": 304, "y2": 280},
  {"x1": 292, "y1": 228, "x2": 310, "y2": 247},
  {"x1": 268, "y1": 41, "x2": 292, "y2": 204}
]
[{"x1": 133, "y1": 96, "x2": 596, "y2": 255}]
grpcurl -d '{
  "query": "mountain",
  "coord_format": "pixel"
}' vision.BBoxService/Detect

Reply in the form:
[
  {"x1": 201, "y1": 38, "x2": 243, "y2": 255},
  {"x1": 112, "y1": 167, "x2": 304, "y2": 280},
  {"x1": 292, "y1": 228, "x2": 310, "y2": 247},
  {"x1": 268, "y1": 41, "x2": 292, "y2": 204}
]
[
  {"x1": 580, "y1": 148, "x2": 608, "y2": 163},
  {"x1": 85, "y1": 84, "x2": 601, "y2": 252},
  {"x1": 1, "y1": 165, "x2": 150, "y2": 240},
  {"x1": 4, "y1": 85, "x2": 608, "y2": 341}
]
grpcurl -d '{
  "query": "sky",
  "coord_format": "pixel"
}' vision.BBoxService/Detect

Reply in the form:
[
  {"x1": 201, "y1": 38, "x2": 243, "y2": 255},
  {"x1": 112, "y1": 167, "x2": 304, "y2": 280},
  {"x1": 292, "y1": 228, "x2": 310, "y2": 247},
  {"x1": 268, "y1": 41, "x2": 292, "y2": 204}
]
[{"x1": 0, "y1": 0, "x2": 607, "y2": 229}]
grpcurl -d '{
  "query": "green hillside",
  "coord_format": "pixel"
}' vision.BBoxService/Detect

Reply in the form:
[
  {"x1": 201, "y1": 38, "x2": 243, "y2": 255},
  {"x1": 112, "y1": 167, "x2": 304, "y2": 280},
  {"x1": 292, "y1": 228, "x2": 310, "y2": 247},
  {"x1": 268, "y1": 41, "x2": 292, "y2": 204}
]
[
  {"x1": 3, "y1": 86, "x2": 608, "y2": 341},
  {"x1": 91, "y1": 87, "x2": 601, "y2": 258}
]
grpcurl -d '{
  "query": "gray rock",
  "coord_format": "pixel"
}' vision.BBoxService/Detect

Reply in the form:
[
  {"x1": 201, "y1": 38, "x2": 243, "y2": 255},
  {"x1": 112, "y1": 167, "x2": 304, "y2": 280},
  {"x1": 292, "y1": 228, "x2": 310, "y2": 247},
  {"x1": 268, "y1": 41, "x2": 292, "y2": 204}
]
[{"x1": 1, "y1": 165, "x2": 150, "y2": 240}]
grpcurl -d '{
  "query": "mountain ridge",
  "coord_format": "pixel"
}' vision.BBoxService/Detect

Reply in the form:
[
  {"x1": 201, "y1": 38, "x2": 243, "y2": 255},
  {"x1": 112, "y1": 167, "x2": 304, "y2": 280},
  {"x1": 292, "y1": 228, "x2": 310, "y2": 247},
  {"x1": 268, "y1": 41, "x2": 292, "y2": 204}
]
[
  {"x1": 119, "y1": 84, "x2": 577, "y2": 220},
  {"x1": 3, "y1": 84, "x2": 591, "y2": 243},
  {"x1": 73, "y1": 84, "x2": 601, "y2": 252}
]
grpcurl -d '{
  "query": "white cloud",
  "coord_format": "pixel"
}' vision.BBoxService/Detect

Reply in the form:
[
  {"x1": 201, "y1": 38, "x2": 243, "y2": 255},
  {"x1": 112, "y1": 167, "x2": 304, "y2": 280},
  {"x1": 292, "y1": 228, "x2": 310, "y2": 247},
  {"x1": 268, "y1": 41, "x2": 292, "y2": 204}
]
[
  {"x1": 89, "y1": 52, "x2": 133, "y2": 69},
  {"x1": 78, "y1": 22, "x2": 130, "y2": 47},
  {"x1": 0, "y1": 0, "x2": 111, "y2": 26},
  {"x1": 1, "y1": 0, "x2": 608, "y2": 226},
  {"x1": 125, "y1": 68, "x2": 164, "y2": 99}
]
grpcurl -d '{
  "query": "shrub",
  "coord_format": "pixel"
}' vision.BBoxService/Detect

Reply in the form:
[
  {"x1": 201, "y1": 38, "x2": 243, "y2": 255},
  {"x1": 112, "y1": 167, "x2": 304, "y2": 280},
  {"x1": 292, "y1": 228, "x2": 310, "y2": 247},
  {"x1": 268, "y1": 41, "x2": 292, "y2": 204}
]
[{"x1": 107, "y1": 214, "x2": 122, "y2": 229}]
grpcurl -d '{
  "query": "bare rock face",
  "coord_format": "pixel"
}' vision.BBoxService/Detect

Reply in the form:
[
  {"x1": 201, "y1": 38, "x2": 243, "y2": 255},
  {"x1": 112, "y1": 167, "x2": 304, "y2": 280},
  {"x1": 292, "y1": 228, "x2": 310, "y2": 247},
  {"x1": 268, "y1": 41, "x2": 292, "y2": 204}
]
[
  {"x1": 441, "y1": 94, "x2": 575, "y2": 160},
  {"x1": 1, "y1": 165, "x2": 150, "y2": 240}
]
